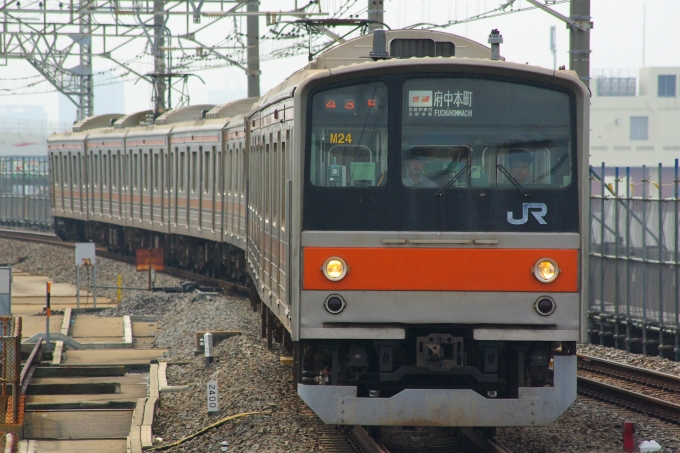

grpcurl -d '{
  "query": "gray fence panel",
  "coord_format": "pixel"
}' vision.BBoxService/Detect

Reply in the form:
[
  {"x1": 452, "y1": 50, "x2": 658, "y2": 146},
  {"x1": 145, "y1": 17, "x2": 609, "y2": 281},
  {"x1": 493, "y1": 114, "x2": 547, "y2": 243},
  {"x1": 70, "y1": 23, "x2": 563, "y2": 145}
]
[
  {"x1": 589, "y1": 162, "x2": 680, "y2": 359},
  {"x1": 0, "y1": 156, "x2": 51, "y2": 231}
]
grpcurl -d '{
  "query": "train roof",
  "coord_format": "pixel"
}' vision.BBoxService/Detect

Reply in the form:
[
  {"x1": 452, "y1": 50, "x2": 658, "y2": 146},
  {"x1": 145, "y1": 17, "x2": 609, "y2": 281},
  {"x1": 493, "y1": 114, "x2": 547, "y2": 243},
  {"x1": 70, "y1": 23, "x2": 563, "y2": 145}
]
[
  {"x1": 73, "y1": 113, "x2": 125, "y2": 132},
  {"x1": 307, "y1": 29, "x2": 493, "y2": 71},
  {"x1": 254, "y1": 29, "x2": 586, "y2": 113},
  {"x1": 253, "y1": 29, "x2": 496, "y2": 112},
  {"x1": 155, "y1": 104, "x2": 216, "y2": 125},
  {"x1": 206, "y1": 97, "x2": 259, "y2": 119}
]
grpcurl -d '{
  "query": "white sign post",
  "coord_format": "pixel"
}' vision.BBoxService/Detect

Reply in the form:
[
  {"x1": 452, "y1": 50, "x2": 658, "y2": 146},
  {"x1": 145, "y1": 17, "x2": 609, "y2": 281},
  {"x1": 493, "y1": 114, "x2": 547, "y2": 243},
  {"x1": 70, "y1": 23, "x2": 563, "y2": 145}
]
[
  {"x1": 207, "y1": 380, "x2": 219, "y2": 414},
  {"x1": 75, "y1": 243, "x2": 96, "y2": 308}
]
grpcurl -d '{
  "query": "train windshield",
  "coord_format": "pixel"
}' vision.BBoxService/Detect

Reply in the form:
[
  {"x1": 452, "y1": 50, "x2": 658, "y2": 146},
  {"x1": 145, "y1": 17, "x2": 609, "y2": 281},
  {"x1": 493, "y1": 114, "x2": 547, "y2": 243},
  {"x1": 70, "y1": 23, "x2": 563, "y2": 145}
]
[
  {"x1": 310, "y1": 82, "x2": 388, "y2": 187},
  {"x1": 402, "y1": 78, "x2": 573, "y2": 190}
]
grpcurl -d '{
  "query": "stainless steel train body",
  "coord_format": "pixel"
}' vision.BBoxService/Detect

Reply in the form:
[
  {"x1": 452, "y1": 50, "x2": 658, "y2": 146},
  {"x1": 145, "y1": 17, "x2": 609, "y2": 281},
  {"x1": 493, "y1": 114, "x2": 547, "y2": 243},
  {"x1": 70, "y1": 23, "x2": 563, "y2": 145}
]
[{"x1": 49, "y1": 29, "x2": 589, "y2": 427}]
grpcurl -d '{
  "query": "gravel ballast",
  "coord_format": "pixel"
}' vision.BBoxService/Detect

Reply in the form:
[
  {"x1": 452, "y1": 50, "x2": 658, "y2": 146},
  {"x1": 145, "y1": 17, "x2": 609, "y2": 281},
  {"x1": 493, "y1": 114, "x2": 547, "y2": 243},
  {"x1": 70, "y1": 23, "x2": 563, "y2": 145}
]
[{"x1": 3, "y1": 237, "x2": 680, "y2": 452}]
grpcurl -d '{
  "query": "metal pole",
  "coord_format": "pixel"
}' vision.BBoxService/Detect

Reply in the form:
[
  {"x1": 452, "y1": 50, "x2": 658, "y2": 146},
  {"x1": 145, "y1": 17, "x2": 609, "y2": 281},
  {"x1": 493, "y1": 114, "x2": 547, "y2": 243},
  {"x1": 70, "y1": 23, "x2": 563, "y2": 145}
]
[
  {"x1": 45, "y1": 282, "x2": 51, "y2": 352},
  {"x1": 247, "y1": 0, "x2": 260, "y2": 98},
  {"x1": 569, "y1": 0, "x2": 591, "y2": 88},
  {"x1": 658, "y1": 163, "x2": 665, "y2": 357},
  {"x1": 154, "y1": 0, "x2": 166, "y2": 117},
  {"x1": 367, "y1": 0, "x2": 384, "y2": 33},
  {"x1": 614, "y1": 166, "x2": 620, "y2": 350},
  {"x1": 93, "y1": 264, "x2": 97, "y2": 308},
  {"x1": 599, "y1": 162, "x2": 606, "y2": 345},
  {"x1": 76, "y1": 265, "x2": 81, "y2": 308},
  {"x1": 675, "y1": 159, "x2": 679, "y2": 361},
  {"x1": 642, "y1": 165, "x2": 648, "y2": 355},
  {"x1": 626, "y1": 166, "x2": 632, "y2": 352},
  {"x1": 79, "y1": 0, "x2": 93, "y2": 119}
]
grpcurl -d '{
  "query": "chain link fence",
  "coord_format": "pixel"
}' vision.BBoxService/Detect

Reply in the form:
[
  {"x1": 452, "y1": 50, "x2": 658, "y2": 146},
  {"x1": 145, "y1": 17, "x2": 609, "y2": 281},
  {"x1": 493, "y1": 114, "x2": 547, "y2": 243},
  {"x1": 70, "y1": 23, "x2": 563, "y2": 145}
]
[
  {"x1": 589, "y1": 161, "x2": 680, "y2": 360},
  {"x1": 0, "y1": 317, "x2": 21, "y2": 425},
  {"x1": 0, "y1": 156, "x2": 51, "y2": 231}
]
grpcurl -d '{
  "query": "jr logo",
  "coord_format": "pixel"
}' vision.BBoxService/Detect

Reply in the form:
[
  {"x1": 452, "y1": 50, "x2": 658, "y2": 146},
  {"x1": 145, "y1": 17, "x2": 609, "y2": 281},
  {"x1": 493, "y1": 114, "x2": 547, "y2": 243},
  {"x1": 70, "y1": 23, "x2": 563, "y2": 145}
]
[{"x1": 507, "y1": 203, "x2": 548, "y2": 225}]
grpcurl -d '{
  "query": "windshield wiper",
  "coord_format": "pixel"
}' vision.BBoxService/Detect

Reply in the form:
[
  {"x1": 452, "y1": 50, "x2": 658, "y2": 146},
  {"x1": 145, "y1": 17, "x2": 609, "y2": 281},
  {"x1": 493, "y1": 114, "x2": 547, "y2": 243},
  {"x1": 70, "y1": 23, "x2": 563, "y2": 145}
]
[
  {"x1": 497, "y1": 164, "x2": 531, "y2": 197},
  {"x1": 435, "y1": 165, "x2": 470, "y2": 198}
]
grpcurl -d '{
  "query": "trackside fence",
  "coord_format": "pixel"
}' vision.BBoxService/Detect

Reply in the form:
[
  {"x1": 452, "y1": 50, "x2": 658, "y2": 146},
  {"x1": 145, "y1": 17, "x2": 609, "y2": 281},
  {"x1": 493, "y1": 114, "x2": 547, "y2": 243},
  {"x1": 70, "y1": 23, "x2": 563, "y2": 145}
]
[
  {"x1": 0, "y1": 156, "x2": 51, "y2": 231},
  {"x1": 589, "y1": 160, "x2": 680, "y2": 360}
]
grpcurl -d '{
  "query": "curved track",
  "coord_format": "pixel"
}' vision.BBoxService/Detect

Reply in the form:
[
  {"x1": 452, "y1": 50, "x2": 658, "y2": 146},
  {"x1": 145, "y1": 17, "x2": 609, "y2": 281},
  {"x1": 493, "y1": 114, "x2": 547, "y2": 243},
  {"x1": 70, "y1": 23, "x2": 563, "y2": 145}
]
[
  {"x1": 3, "y1": 229, "x2": 515, "y2": 453},
  {"x1": 0, "y1": 229, "x2": 249, "y2": 293},
  {"x1": 578, "y1": 353, "x2": 680, "y2": 424}
]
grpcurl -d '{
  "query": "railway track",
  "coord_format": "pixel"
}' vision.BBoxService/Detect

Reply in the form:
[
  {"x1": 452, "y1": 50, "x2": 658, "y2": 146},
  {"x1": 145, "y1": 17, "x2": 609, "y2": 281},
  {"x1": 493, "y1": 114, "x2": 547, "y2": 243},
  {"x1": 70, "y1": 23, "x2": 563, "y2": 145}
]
[
  {"x1": 577, "y1": 353, "x2": 680, "y2": 424},
  {"x1": 0, "y1": 229, "x2": 249, "y2": 293},
  {"x1": 2, "y1": 229, "x2": 517, "y2": 452},
  {"x1": 344, "y1": 426, "x2": 512, "y2": 453}
]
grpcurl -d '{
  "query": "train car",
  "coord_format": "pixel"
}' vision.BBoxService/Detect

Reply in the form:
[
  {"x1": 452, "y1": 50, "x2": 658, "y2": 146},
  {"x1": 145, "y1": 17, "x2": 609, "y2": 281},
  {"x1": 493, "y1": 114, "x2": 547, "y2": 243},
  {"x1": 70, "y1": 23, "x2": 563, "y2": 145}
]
[{"x1": 48, "y1": 28, "x2": 588, "y2": 428}]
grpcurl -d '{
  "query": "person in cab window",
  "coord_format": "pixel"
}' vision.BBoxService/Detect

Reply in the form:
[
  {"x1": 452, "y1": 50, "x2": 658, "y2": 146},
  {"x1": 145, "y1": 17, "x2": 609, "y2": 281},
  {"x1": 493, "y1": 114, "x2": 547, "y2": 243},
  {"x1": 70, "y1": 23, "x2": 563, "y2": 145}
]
[
  {"x1": 507, "y1": 149, "x2": 533, "y2": 185},
  {"x1": 403, "y1": 151, "x2": 438, "y2": 188}
]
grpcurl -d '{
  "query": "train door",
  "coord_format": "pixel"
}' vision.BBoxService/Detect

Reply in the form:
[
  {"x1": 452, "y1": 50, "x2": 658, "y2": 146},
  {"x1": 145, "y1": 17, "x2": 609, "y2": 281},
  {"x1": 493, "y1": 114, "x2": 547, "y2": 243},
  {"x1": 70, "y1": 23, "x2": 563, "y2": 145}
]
[
  {"x1": 280, "y1": 134, "x2": 289, "y2": 309},
  {"x1": 211, "y1": 146, "x2": 218, "y2": 233},
  {"x1": 271, "y1": 137, "x2": 279, "y2": 302},
  {"x1": 115, "y1": 150, "x2": 122, "y2": 220},
  {"x1": 151, "y1": 148, "x2": 162, "y2": 227},
  {"x1": 78, "y1": 153, "x2": 87, "y2": 216},
  {"x1": 65, "y1": 152, "x2": 73, "y2": 214},
  {"x1": 106, "y1": 150, "x2": 113, "y2": 218},
  {"x1": 198, "y1": 146, "x2": 204, "y2": 231},
  {"x1": 72, "y1": 153, "x2": 80, "y2": 215},
  {"x1": 187, "y1": 147, "x2": 193, "y2": 229}
]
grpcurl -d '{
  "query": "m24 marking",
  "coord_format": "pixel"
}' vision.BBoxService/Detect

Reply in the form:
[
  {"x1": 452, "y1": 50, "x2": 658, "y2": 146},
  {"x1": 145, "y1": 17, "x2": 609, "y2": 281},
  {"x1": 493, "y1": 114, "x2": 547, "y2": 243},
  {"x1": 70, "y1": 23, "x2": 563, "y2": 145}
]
[
  {"x1": 329, "y1": 133, "x2": 352, "y2": 144},
  {"x1": 507, "y1": 203, "x2": 547, "y2": 225}
]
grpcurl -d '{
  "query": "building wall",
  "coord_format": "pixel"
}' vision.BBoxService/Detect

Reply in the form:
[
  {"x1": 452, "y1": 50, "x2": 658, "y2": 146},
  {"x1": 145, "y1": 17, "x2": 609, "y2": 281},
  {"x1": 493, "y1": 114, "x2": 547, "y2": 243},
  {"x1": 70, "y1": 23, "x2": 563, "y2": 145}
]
[{"x1": 590, "y1": 67, "x2": 680, "y2": 168}]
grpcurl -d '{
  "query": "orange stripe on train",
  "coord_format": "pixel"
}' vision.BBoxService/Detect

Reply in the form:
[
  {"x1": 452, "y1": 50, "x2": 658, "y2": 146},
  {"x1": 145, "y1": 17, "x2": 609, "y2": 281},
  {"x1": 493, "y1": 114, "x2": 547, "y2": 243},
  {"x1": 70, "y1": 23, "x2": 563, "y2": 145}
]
[{"x1": 303, "y1": 247, "x2": 578, "y2": 292}]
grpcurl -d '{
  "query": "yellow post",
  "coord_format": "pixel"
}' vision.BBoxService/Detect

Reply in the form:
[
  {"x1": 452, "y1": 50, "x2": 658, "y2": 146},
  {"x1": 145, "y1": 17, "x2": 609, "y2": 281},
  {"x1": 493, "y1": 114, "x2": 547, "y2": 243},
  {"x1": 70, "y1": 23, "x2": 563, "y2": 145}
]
[{"x1": 117, "y1": 274, "x2": 122, "y2": 303}]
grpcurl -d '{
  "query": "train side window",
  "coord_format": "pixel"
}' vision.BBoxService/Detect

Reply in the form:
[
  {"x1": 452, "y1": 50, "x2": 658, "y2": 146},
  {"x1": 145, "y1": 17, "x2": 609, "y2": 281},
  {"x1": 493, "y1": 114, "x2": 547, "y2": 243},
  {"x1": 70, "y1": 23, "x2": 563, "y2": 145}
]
[
  {"x1": 112, "y1": 153, "x2": 117, "y2": 189},
  {"x1": 281, "y1": 140, "x2": 286, "y2": 231},
  {"x1": 133, "y1": 153, "x2": 139, "y2": 190},
  {"x1": 204, "y1": 149, "x2": 210, "y2": 194},
  {"x1": 154, "y1": 152, "x2": 160, "y2": 191},
  {"x1": 71, "y1": 154, "x2": 78, "y2": 188},
  {"x1": 191, "y1": 151, "x2": 198, "y2": 193},
  {"x1": 310, "y1": 82, "x2": 388, "y2": 187},
  {"x1": 179, "y1": 152, "x2": 185, "y2": 192},
  {"x1": 143, "y1": 152, "x2": 149, "y2": 191},
  {"x1": 103, "y1": 153, "x2": 108, "y2": 189}
]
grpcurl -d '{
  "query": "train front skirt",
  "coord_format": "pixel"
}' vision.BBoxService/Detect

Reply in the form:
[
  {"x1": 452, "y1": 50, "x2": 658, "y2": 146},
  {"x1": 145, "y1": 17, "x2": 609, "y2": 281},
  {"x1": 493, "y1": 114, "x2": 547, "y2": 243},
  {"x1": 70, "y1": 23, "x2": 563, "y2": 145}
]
[{"x1": 298, "y1": 355, "x2": 576, "y2": 426}]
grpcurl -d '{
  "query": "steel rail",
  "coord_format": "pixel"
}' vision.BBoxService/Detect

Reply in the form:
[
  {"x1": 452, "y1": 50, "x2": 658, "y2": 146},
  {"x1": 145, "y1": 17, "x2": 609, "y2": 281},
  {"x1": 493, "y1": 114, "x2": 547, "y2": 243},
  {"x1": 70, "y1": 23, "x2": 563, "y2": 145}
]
[
  {"x1": 459, "y1": 428, "x2": 515, "y2": 453},
  {"x1": 20, "y1": 338, "x2": 44, "y2": 395},
  {"x1": 0, "y1": 229, "x2": 249, "y2": 293},
  {"x1": 578, "y1": 353, "x2": 680, "y2": 393},
  {"x1": 350, "y1": 426, "x2": 390, "y2": 453},
  {"x1": 577, "y1": 353, "x2": 680, "y2": 424}
]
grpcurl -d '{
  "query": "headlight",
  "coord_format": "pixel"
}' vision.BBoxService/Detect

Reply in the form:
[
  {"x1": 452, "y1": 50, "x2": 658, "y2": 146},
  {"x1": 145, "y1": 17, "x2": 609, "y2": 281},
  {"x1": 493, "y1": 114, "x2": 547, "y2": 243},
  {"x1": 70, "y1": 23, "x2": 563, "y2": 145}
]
[
  {"x1": 533, "y1": 258, "x2": 559, "y2": 283},
  {"x1": 322, "y1": 257, "x2": 348, "y2": 281}
]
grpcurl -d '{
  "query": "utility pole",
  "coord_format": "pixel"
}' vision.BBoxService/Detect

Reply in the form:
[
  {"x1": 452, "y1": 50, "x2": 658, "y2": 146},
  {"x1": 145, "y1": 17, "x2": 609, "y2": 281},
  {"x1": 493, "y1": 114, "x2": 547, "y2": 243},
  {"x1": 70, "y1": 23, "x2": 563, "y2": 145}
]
[
  {"x1": 79, "y1": 0, "x2": 93, "y2": 120},
  {"x1": 367, "y1": 0, "x2": 384, "y2": 33},
  {"x1": 569, "y1": 0, "x2": 591, "y2": 88},
  {"x1": 154, "y1": 0, "x2": 167, "y2": 116},
  {"x1": 526, "y1": 0, "x2": 591, "y2": 87},
  {"x1": 550, "y1": 26, "x2": 557, "y2": 70},
  {"x1": 247, "y1": 0, "x2": 260, "y2": 98}
]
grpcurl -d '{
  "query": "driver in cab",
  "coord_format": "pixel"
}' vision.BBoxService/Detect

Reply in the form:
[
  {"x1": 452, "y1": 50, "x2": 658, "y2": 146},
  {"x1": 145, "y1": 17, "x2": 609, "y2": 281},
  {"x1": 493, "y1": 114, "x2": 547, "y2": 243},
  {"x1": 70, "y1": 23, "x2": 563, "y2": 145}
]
[
  {"x1": 402, "y1": 150, "x2": 438, "y2": 188},
  {"x1": 507, "y1": 149, "x2": 533, "y2": 185}
]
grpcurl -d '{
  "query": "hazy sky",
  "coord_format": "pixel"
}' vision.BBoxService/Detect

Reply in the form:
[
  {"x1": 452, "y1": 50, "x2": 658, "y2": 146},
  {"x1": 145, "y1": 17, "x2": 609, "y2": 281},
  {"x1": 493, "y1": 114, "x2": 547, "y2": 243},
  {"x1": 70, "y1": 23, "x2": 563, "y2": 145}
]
[{"x1": 1, "y1": 0, "x2": 678, "y2": 123}]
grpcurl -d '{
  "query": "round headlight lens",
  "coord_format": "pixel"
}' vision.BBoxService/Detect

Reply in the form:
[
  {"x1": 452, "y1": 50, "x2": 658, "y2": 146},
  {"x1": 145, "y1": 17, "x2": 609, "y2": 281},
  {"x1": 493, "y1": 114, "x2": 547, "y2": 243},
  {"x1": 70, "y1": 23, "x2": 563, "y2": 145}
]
[
  {"x1": 533, "y1": 258, "x2": 559, "y2": 283},
  {"x1": 322, "y1": 257, "x2": 348, "y2": 281}
]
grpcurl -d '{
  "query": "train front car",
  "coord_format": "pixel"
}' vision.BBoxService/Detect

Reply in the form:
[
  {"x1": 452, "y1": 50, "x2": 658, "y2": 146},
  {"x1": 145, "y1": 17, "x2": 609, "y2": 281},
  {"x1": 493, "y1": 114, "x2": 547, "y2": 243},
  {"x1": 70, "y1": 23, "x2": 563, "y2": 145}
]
[{"x1": 294, "y1": 31, "x2": 589, "y2": 427}]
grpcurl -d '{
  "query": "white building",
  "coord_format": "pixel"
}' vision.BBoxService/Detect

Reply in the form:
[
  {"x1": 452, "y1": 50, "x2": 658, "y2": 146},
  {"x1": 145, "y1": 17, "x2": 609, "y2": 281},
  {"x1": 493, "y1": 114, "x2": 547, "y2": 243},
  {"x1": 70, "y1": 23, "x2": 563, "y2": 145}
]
[{"x1": 590, "y1": 67, "x2": 680, "y2": 168}]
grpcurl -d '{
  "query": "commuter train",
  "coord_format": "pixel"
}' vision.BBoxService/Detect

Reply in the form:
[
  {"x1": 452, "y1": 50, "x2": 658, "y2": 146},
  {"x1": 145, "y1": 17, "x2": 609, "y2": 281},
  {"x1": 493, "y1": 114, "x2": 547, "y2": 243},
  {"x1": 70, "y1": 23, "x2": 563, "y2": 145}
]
[{"x1": 48, "y1": 29, "x2": 589, "y2": 427}]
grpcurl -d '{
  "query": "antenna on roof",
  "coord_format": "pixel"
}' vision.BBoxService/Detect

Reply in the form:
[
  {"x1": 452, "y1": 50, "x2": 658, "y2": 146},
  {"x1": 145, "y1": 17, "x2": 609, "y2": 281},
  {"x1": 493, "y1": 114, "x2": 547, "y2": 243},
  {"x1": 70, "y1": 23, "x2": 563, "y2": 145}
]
[{"x1": 369, "y1": 29, "x2": 390, "y2": 61}]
